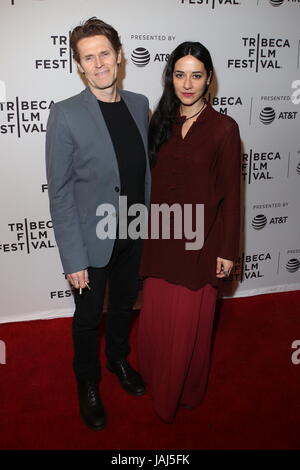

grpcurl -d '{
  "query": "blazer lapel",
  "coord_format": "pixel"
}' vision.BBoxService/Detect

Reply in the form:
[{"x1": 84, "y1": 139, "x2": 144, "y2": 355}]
[
  {"x1": 80, "y1": 87, "x2": 115, "y2": 152},
  {"x1": 80, "y1": 87, "x2": 148, "y2": 167},
  {"x1": 119, "y1": 89, "x2": 148, "y2": 155}
]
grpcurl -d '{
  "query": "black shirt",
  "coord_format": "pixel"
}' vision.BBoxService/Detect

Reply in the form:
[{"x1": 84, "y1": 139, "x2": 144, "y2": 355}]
[{"x1": 98, "y1": 98, "x2": 146, "y2": 208}]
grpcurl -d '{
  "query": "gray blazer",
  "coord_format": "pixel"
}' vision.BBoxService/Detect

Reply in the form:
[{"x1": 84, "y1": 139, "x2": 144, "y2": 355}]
[{"x1": 46, "y1": 87, "x2": 151, "y2": 275}]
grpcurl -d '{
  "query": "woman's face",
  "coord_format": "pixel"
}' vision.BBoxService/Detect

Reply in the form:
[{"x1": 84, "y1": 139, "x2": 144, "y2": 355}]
[{"x1": 173, "y1": 54, "x2": 210, "y2": 107}]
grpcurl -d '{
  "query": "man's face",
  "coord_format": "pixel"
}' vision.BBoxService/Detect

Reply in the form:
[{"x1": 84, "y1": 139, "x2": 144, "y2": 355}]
[{"x1": 77, "y1": 35, "x2": 121, "y2": 92}]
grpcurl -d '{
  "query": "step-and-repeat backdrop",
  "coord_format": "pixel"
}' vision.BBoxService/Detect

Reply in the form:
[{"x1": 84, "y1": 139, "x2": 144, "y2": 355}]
[{"x1": 0, "y1": 0, "x2": 299, "y2": 323}]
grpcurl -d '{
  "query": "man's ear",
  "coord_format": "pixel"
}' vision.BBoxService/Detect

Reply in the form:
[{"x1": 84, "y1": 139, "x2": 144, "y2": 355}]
[
  {"x1": 77, "y1": 62, "x2": 85, "y2": 74},
  {"x1": 117, "y1": 49, "x2": 122, "y2": 65}
]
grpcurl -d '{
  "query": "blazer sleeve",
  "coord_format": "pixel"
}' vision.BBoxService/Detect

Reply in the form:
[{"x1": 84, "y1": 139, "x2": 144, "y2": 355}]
[
  {"x1": 216, "y1": 120, "x2": 241, "y2": 262},
  {"x1": 45, "y1": 103, "x2": 89, "y2": 274}
]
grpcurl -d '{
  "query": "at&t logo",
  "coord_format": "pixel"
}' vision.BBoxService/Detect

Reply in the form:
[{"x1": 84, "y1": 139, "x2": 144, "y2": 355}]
[
  {"x1": 131, "y1": 47, "x2": 170, "y2": 67},
  {"x1": 260, "y1": 107, "x2": 276, "y2": 124},
  {"x1": 251, "y1": 214, "x2": 288, "y2": 230},
  {"x1": 252, "y1": 214, "x2": 267, "y2": 229},
  {"x1": 131, "y1": 48, "x2": 151, "y2": 67},
  {"x1": 269, "y1": 0, "x2": 285, "y2": 5},
  {"x1": 286, "y1": 258, "x2": 300, "y2": 272},
  {"x1": 259, "y1": 106, "x2": 298, "y2": 124}
]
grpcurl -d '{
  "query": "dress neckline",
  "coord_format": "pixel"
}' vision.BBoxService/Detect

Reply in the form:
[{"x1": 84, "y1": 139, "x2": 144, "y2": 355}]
[
  {"x1": 174, "y1": 101, "x2": 212, "y2": 140},
  {"x1": 176, "y1": 100, "x2": 211, "y2": 125}
]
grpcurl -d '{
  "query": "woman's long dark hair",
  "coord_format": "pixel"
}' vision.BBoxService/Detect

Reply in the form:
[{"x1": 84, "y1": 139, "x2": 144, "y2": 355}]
[{"x1": 149, "y1": 41, "x2": 214, "y2": 166}]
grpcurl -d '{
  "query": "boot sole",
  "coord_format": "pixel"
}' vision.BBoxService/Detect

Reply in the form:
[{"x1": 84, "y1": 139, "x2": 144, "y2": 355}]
[{"x1": 80, "y1": 412, "x2": 106, "y2": 431}]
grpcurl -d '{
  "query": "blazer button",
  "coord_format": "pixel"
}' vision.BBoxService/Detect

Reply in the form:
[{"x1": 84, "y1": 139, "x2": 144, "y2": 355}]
[{"x1": 114, "y1": 186, "x2": 120, "y2": 192}]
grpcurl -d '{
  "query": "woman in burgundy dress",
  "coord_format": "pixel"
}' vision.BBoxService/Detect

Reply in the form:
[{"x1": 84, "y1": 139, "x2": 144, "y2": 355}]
[{"x1": 138, "y1": 42, "x2": 241, "y2": 423}]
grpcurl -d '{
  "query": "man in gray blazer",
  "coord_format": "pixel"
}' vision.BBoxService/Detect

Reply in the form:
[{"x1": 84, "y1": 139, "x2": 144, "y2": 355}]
[{"x1": 46, "y1": 18, "x2": 150, "y2": 431}]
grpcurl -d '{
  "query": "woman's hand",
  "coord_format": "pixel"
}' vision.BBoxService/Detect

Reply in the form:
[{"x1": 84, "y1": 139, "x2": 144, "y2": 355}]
[{"x1": 216, "y1": 257, "x2": 233, "y2": 278}]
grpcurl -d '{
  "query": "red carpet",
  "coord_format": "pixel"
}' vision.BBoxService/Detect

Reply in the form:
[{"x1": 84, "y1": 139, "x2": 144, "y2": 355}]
[{"x1": 0, "y1": 290, "x2": 300, "y2": 450}]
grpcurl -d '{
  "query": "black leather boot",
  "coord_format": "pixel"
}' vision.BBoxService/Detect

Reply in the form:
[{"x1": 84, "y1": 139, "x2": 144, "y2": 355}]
[
  {"x1": 106, "y1": 359, "x2": 145, "y2": 396},
  {"x1": 77, "y1": 380, "x2": 106, "y2": 430}
]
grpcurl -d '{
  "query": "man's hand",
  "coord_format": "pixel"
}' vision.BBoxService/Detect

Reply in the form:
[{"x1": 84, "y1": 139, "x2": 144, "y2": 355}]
[
  {"x1": 67, "y1": 269, "x2": 89, "y2": 289},
  {"x1": 216, "y1": 257, "x2": 233, "y2": 278}
]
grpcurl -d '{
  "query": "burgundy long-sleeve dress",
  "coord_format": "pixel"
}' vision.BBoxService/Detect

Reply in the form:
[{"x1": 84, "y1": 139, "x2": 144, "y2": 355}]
[{"x1": 138, "y1": 102, "x2": 241, "y2": 422}]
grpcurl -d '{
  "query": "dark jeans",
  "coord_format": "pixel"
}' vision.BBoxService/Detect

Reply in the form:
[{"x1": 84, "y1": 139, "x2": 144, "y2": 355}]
[{"x1": 72, "y1": 238, "x2": 142, "y2": 382}]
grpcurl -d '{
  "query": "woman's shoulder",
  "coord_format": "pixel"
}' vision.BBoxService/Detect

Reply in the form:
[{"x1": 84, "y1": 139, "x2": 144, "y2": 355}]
[{"x1": 208, "y1": 103, "x2": 239, "y2": 134}]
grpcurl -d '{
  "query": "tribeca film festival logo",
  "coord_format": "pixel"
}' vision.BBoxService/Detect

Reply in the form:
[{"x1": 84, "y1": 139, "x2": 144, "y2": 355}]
[
  {"x1": 242, "y1": 149, "x2": 282, "y2": 183},
  {"x1": 218, "y1": 253, "x2": 272, "y2": 283},
  {"x1": 242, "y1": 148, "x2": 300, "y2": 184},
  {"x1": 227, "y1": 35, "x2": 291, "y2": 71},
  {"x1": 226, "y1": 252, "x2": 272, "y2": 282},
  {"x1": 179, "y1": 0, "x2": 240, "y2": 9},
  {"x1": 208, "y1": 94, "x2": 244, "y2": 115},
  {"x1": 0, "y1": 98, "x2": 53, "y2": 137},
  {"x1": 96, "y1": 196, "x2": 204, "y2": 251},
  {"x1": 35, "y1": 33, "x2": 73, "y2": 72},
  {"x1": 241, "y1": 252, "x2": 271, "y2": 280},
  {"x1": 0, "y1": 219, "x2": 55, "y2": 254}
]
